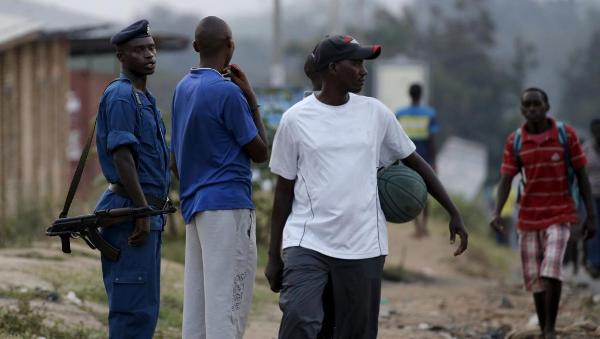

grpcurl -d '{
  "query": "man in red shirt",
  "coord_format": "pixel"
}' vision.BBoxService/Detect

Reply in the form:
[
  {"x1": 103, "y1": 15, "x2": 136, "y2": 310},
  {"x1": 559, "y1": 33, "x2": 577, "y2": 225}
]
[{"x1": 491, "y1": 87, "x2": 596, "y2": 339}]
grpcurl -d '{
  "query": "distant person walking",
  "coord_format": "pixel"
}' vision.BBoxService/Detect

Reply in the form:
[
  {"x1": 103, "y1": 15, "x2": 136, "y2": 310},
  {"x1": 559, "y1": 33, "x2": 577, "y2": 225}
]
[
  {"x1": 303, "y1": 52, "x2": 322, "y2": 96},
  {"x1": 584, "y1": 118, "x2": 600, "y2": 277},
  {"x1": 170, "y1": 16, "x2": 268, "y2": 339},
  {"x1": 395, "y1": 83, "x2": 439, "y2": 237},
  {"x1": 490, "y1": 88, "x2": 596, "y2": 339}
]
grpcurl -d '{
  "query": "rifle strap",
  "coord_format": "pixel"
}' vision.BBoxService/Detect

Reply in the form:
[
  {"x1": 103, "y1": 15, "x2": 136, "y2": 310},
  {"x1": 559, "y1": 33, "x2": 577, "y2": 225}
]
[
  {"x1": 59, "y1": 119, "x2": 96, "y2": 219},
  {"x1": 58, "y1": 78, "x2": 120, "y2": 219}
]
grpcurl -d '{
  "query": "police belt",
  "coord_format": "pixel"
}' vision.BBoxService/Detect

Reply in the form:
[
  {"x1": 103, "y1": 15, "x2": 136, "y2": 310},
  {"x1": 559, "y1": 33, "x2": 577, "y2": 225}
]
[{"x1": 108, "y1": 183, "x2": 167, "y2": 209}]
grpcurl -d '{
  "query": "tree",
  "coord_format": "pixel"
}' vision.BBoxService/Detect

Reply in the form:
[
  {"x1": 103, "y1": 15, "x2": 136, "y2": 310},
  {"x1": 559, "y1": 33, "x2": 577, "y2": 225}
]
[
  {"x1": 560, "y1": 29, "x2": 600, "y2": 131},
  {"x1": 365, "y1": 0, "x2": 534, "y2": 177}
]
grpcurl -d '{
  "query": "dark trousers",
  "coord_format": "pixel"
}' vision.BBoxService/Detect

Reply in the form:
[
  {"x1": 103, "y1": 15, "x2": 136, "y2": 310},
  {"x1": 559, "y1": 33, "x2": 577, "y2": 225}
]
[
  {"x1": 101, "y1": 222, "x2": 162, "y2": 339},
  {"x1": 586, "y1": 198, "x2": 600, "y2": 268},
  {"x1": 278, "y1": 246, "x2": 385, "y2": 339}
]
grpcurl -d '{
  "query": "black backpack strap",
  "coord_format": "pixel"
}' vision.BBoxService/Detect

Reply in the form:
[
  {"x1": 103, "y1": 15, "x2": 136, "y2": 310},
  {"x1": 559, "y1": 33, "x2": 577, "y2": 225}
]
[{"x1": 512, "y1": 127, "x2": 525, "y2": 202}]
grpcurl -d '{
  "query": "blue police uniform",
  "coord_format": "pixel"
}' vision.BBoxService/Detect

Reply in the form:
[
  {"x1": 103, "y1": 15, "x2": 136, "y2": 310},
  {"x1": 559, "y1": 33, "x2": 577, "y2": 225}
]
[
  {"x1": 95, "y1": 19, "x2": 169, "y2": 339},
  {"x1": 95, "y1": 75, "x2": 169, "y2": 338}
]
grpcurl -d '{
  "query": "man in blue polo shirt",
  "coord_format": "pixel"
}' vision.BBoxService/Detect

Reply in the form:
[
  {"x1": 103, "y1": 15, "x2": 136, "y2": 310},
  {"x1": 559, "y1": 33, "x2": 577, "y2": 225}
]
[
  {"x1": 396, "y1": 83, "x2": 440, "y2": 237},
  {"x1": 94, "y1": 20, "x2": 169, "y2": 338},
  {"x1": 171, "y1": 16, "x2": 268, "y2": 339}
]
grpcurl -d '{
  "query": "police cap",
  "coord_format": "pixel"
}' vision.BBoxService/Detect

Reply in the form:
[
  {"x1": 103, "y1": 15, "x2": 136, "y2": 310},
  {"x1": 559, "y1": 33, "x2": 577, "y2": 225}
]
[{"x1": 110, "y1": 19, "x2": 152, "y2": 46}]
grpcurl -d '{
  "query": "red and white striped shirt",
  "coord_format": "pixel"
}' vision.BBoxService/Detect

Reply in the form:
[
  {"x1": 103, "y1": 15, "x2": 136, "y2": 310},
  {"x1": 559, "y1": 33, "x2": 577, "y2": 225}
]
[{"x1": 501, "y1": 118, "x2": 587, "y2": 230}]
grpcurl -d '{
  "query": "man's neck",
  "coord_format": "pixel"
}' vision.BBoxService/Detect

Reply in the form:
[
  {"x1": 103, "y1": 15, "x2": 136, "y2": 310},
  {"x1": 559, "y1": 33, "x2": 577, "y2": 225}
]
[
  {"x1": 525, "y1": 118, "x2": 552, "y2": 134},
  {"x1": 122, "y1": 69, "x2": 146, "y2": 91},
  {"x1": 199, "y1": 56, "x2": 225, "y2": 73},
  {"x1": 316, "y1": 83, "x2": 350, "y2": 106}
]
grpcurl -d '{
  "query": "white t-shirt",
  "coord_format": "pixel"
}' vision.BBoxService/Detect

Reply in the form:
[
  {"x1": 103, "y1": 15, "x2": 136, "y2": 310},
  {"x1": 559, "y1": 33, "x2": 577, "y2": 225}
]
[{"x1": 269, "y1": 93, "x2": 416, "y2": 259}]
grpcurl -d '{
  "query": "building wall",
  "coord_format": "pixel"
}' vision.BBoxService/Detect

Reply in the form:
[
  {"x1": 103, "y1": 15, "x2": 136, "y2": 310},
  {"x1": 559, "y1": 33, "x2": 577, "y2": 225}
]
[
  {"x1": 0, "y1": 38, "x2": 69, "y2": 223},
  {"x1": 68, "y1": 70, "x2": 114, "y2": 198}
]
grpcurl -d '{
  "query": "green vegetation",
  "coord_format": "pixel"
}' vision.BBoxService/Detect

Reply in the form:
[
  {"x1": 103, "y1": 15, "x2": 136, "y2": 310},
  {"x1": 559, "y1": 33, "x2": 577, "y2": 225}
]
[
  {"x1": 0, "y1": 295, "x2": 104, "y2": 338},
  {"x1": 429, "y1": 194, "x2": 489, "y2": 236},
  {"x1": 161, "y1": 236, "x2": 186, "y2": 264},
  {"x1": 428, "y1": 194, "x2": 517, "y2": 276},
  {"x1": 382, "y1": 265, "x2": 435, "y2": 283},
  {"x1": 38, "y1": 265, "x2": 106, "y2": 305},
  {"x1": 0, "y1": 204, "x2": 53, "y2": 248}
]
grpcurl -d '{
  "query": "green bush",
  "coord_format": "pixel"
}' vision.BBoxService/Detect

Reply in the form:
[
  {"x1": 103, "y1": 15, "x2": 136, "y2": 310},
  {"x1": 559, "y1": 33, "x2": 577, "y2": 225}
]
[
  {"x1": 429, "y1": 194, "x2": 490, "y2": 235},
  {"x1": 0, "y1": 299, "x2": 104, "y2": 338},
  {"x1": 253, "y1": 189, "x2": 274, "y2": 247},
  {"x1": 0, "y1": 203, "x2": 53, "y2": 248}
]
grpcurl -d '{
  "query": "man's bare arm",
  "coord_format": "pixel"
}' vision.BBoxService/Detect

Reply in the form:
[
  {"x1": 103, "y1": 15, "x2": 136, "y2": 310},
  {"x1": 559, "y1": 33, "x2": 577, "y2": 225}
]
[
  {"x1": 112, "y1": 146, "x2": 149, "y2": 246},
  {"x1": 265, "y1": 176, "x2": 295, "y2": 292},
  {"x1": 402, "y1": 152, "x2": 468, "y2": 255}
]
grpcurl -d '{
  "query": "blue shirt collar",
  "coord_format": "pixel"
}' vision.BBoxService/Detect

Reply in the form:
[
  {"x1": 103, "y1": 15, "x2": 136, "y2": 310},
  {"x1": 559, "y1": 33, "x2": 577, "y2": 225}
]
[{"x1": 190, "y1": 68, "x2": 224, "y2": 78}]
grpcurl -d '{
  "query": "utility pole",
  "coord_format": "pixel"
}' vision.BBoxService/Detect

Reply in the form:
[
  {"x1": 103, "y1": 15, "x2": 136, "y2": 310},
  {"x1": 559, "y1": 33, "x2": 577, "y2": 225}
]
[
  {"x1": 270, "y1": 0, "x2": 285, "y2": 87},
  {"x1": 329, "y1": 0, "x2": 341, "y2": 34},
  {"x1": 355, "y1": 0, "x2": 366, "y2": 41}
]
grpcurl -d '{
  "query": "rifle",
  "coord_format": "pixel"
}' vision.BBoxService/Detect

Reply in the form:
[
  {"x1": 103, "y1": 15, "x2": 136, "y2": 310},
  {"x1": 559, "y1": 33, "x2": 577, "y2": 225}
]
[{"x1": 46, "y1": 203, "x2": 176, "y2": 261}]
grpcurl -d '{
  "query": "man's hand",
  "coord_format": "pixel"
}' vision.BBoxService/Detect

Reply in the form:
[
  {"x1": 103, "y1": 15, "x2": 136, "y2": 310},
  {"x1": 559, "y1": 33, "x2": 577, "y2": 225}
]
[
  {"x1": 449, "y1": 214, "x2": 468, "y2": 256},
  {"x1": 128, "y1": 217, "x2": 150, "y2": 246},
  {"x1": 264, "y1": 255, "x2": 284, "y2": 293},
  {"x1": 489, "y1": 215, "x2": 505, "y2": 233},
  {"x1": 223, "y1": 64, "x2": 256, "y2": 104},
  {"x1": 583, "y1": 216, "x2": 597, "y2": 240}
]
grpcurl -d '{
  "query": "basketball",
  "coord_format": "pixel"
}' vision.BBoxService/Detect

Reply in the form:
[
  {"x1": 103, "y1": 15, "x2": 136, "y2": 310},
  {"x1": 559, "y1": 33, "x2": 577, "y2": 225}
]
[{"x1": 377, "y1": 164, "x2": 428, "y2": 223}]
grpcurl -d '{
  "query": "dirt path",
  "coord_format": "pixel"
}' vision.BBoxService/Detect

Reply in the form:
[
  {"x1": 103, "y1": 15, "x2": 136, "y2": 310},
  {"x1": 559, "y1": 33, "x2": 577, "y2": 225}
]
[
  {"x1": 245, "y1": 223, "x2": 600, "y2": 339},
  {"x1": 1, "y1": 223, "x2": 599, "y2": 338}
]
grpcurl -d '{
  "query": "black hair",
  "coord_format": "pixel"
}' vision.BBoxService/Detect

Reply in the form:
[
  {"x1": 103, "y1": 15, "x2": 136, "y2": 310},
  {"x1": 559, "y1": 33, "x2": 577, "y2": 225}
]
[
  {"x1": 522, "y1": 87, "x2": 549, "y2": 104},
  {"x1": 409, "y1": 83, "x2": 422, "y2": 101},
  {"x1": 591, "y1": 118, "x2": 600, "y2": 128},
  {"x1": 194, "y1": 16, "x2": 231, "y2": 57}
]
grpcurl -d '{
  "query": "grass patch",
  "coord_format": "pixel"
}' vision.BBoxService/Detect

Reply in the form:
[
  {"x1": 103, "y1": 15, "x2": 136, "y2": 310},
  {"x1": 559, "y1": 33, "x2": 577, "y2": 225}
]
[
  {"x1": 452, "y1": 232, "x2": 518, "y2": 278},
  {"x1": 382, "y1": 265, "x2": 435, "y2": 283},
  {"x1": 14, "y1": 250, "x2": 65, "y2": 261},
  {"x1": 0, "y1": 299, "x2": 104, "y2": 338},
  {"x1": 161, "y1": 236, "x2": 185, "y2": 264},
  {"x1": 158, "y1": 293, "x2": 183, "y2": 332},
  {"x1": 0, "y1": 205, "x2": 53, "y2": 248},
  {"x1": 38, "y1": 266, "x2": 106, "y2": 305},
  {"x1": 0, "y1": 286, "x2": 59, "y2": 302}
]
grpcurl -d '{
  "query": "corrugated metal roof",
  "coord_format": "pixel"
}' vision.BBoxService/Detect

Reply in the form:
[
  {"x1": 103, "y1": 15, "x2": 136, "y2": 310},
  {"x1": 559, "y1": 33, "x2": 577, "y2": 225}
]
[
  {"x1": 0, "y1": 1, "x2": 187, "y2": 55},
  {"x1": 0, "y1": 0, "x2": 110, "y2": 35},
  {"x1": 0, "y1": 13, "x2": 40, "y2": 46}
]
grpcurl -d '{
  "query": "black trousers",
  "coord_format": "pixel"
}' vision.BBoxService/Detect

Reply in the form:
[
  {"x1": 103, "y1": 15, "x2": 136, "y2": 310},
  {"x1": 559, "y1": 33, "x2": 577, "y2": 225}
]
[{"x1": 278, "y1": 246, "x2": 385, "y2": 339}]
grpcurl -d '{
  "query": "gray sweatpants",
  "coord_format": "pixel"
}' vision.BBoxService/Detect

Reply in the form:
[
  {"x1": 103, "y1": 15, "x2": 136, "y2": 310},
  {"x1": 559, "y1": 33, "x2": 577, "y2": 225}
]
[
  {"x1": 278, "y1": 246, "x2": 385, "y2": 339},
  {"x1": 182, "y1": 209, "x2": 257, "y2": 339}
]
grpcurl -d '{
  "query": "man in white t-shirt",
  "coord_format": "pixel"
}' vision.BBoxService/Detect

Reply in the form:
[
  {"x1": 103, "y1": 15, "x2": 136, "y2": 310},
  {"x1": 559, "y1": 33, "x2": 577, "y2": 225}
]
[{"x1": 265, "y1": 35, "x2": 469, "y2": 339}]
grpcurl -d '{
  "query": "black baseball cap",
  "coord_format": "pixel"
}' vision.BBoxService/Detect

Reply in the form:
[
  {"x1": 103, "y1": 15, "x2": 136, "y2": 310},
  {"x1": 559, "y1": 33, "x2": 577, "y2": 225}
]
[{"x1": 312, "y1": 35, "x2": 382, "y2": 71}]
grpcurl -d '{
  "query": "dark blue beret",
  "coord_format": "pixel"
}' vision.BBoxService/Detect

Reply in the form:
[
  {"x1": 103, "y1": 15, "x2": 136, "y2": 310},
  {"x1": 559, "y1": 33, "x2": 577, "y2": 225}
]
[{"x1": 110, "y1": 19, "x2": 151, "y2": 46}]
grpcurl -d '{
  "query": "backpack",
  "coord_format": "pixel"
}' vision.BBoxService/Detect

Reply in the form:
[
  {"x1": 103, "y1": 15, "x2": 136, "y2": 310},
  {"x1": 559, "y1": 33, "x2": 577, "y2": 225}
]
[{"x1": 512, "y1": 121, "x2": 580, "y2": 207}]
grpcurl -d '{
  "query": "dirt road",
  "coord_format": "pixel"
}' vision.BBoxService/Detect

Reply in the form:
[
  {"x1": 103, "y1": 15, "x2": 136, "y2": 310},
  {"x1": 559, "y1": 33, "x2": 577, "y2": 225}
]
[
  {"x1": 245, "y1": 224, "x2": 600, "y2": 339},
  {"x1": 1, "y1": 222, "x2": 599, "y2": 338}
]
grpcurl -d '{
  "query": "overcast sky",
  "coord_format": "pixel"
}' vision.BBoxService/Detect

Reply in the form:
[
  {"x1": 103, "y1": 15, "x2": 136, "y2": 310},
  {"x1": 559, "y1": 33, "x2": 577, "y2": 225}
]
[{"x1": 29, "y1": 0, "x2": 412, "y2": 23}]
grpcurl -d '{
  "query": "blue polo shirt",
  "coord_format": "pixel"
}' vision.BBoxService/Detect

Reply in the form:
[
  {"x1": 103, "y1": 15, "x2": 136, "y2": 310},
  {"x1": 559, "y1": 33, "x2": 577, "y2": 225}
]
[
  {"x1": 171, "y1": 68, "x2": 258, "y2": 223},
  {"x1": 395, "y1": 105, "x2": 439, "y2": 163},
  {"x1": 96, "y1": 76, "x2": 170, "y2": 199}
]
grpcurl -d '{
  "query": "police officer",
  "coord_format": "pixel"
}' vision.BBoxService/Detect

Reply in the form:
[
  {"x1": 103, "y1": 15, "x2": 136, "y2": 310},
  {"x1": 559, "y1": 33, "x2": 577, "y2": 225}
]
[{"x1": 94, "y1": 19, "x2": 169, "y2": 338}]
